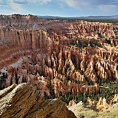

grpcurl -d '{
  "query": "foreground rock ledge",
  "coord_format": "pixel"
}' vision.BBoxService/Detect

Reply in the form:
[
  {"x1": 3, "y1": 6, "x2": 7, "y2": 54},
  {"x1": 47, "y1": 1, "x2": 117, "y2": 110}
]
[{"x1": 0, "y1": 83, "x2": 76, "y2": 118}]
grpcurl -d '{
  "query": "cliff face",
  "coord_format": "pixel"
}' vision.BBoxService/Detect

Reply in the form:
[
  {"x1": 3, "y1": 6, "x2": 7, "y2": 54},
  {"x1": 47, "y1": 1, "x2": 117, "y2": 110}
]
[{"x1": 0, "y1": 83, "x2": 76, "y2": 118}]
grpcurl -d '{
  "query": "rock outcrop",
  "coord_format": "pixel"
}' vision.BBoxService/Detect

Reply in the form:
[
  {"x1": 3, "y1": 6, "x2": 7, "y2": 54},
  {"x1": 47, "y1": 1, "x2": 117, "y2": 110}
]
[{"x1": 0, "y1": 83, "x2": 76, "y2": 118}]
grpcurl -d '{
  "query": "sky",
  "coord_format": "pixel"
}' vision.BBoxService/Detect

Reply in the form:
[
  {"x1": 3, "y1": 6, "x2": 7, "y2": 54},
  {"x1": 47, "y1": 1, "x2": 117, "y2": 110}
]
[{"x1": 0, "y1": 0, "x2": 118, "y2": 17}]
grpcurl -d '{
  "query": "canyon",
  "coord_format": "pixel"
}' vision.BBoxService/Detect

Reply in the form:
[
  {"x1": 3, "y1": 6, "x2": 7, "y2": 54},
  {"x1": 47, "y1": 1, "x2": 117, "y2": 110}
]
[{"x1": 0, "y1": 14, "x2": 118, "y2": 117}]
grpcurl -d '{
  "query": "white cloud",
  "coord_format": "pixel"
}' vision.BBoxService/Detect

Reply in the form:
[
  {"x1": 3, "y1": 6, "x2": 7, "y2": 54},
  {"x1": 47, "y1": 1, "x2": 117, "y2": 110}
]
[
  {"x1": 13, "y1": 0, "x2": 27, "y2": 4},
  {"x1": 10, "y1": 2, "x2": 22, "y2": 11},
  {"x1": 0, "y1": 0, "x2": 51, "y2": 15},
  {"x1": 59, "y1": 3, "x2": 64, "y2": 9},
  {"x1": 0, "y1": 0, "x2": 3, "y2": 3},
  {"x1": 41, "y1": 0, "x2": 51, "y2": 4},
  {"x1": 0, "y1": 0, "x2": 8, "y2": 5},
  {"x1": 7, "y1": 0, "x2": 51, "y2": 4},
  {"x1": 98, "y1": 5, "x2": 117, "y2": 13},
  {"x1": 27, "y1": 0, "x2": 51, "y2": 4},
  {"x1": 14, "y1": 0, "x2": 26, "y2": 2},
  {"x1": 64, "y1": 0, "x2": 91, "y2": 9},
  {"x1": 108, "y1": 0, "x2": 118, "y2": 4},
  {"x1": 64, "y1": 0, "x2": 118, "y2": 13}
]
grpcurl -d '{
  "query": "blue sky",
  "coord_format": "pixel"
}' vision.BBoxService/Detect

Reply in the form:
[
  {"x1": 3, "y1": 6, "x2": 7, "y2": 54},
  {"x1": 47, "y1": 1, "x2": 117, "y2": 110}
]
[{"x1": 0, "y1": 0, "x2": 118, "y2": 17}]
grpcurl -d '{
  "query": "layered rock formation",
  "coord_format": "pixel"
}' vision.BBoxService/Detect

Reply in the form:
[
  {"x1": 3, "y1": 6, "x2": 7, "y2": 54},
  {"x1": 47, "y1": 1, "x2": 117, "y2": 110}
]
[{"x1": 0, "y1": 83, "x2": 76, "y2": 118}]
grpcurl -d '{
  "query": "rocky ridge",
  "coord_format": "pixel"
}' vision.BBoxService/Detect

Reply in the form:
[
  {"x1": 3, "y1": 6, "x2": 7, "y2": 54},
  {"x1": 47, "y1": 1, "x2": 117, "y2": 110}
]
[{"x1": 0, "y1": 83, "x2": 76, "y2": 118}]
